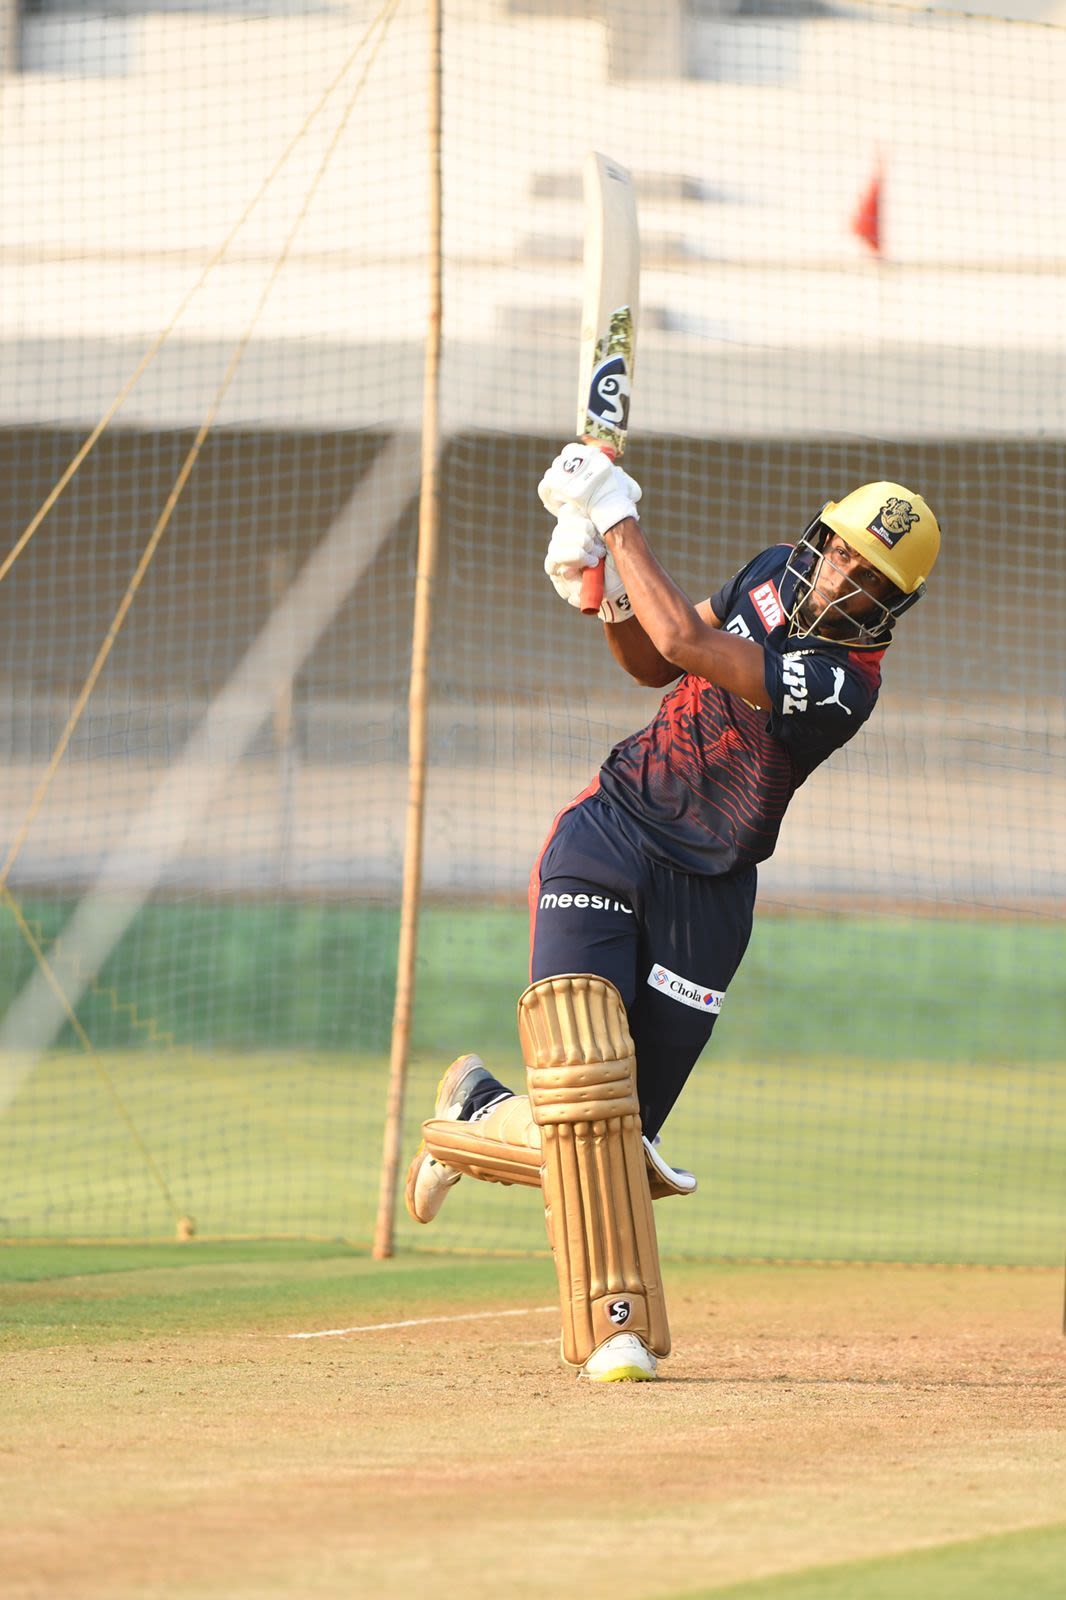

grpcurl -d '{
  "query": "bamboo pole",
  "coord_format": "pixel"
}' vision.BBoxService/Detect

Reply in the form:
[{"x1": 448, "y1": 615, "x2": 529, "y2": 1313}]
[{"x1": 372, "y1": 0, "x2": 443, "y2": 1259}]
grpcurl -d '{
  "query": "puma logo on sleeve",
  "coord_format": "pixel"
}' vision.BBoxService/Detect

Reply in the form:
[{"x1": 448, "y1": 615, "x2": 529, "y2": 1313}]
[{"x1": 814, "y1": 667, "x2": 852, "y2": 716}]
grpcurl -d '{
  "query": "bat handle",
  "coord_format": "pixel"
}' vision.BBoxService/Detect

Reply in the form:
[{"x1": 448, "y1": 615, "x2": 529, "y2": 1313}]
[
  {"x1": 577, "y1": 438, "x2": 616, "y2": 617},
  {"x1": 580, "y1": 561, "x2": 605, "y2": 615}
]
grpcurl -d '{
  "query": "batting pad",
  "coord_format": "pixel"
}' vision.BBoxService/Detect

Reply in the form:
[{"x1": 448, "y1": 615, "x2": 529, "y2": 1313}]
[
  {"x1": 421, "y1": 1096, "x2": 542, "y2": 1189},
  {"x1": 424, "y1": 1096, "x2": 695, "y2": 1202},
  {"x1": 519, "y1": 973, "x2": 670, "y2": 1367}
]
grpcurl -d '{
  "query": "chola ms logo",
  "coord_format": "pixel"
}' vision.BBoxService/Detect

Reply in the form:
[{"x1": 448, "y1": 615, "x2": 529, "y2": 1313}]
[
  {"x1": 867, "y1": 497, "x2": 919, "y2": 549},
  {"x1": 607, "y1": 1299, "x2": 632, "y2": 1326},
  {"x1": 647, "y1": 963, "x2": 725, "y2": 1014}
]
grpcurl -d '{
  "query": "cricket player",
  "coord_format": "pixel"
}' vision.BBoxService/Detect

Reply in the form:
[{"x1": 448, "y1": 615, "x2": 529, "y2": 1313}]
[{"x1": 406, "y1": 445, "x2": 941, "y2": 1383}]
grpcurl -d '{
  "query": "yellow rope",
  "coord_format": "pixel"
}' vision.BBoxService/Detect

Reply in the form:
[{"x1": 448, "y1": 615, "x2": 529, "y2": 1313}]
[
  {"x1": 0, "y1": 0, "x2": 403, "y2": 594},
  {"x1": 11, "y1": 900, "x2": 347, "y2": 1169},
  {"x1": 1, "y1": 886, "x2": 184, "y2": 1224},
  {"x1": 0, "y1": 0, "x2": 404, "y2": 1228}
]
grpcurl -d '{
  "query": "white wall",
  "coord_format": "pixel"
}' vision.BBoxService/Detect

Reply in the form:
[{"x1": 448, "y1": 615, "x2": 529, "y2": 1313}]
[{"x1": 1, "y1": 2, "x2": 1062, "y2": 433}]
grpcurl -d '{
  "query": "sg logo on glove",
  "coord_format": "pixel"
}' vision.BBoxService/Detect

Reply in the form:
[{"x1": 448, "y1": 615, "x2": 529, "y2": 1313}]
[{"x1": 538, "y1": 443, "x2": 642, "y2": 538}]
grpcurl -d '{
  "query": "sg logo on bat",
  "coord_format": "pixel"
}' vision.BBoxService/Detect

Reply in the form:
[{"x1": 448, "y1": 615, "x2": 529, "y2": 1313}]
[{"x1": 587, "y1": 354, "x2": 631, "y2": 429}]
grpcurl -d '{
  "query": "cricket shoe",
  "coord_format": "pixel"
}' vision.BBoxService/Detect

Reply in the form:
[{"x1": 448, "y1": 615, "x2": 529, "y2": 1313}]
[
  {"x1": 404, "y1": 1053, "x2": 503, "y2": 1224},
  {"x1": 580, "y1": 1333, "x2": 658, "y2": 1383}
]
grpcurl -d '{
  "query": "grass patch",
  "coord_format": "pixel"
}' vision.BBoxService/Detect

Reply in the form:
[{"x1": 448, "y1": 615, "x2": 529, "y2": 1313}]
[
  {"x1": 2, "y1": 1050, "x2": 1062, "y2": 1264},
  {"x1": 0, "y1": 904, "x2": 1061, "y2": 1260},
  {"x1": 678, "y1": 1522, "x2": 1066, "y2": 1600},
  {"x1": 0, "y1": 1238, "x2": 351, "y2": 1284},
  {"x1": 0, "y1": 1240, "x2": 554, "y2": 1350}
]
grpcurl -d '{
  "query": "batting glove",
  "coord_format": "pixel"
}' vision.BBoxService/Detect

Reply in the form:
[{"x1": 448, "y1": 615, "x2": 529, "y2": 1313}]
[
  {"x1": 537, "y1": 442, "x2": 642, "y2": 535},
  {"x1": 544, "y1": 505, "x2": 605, "y2": 578},
  {"x1": 545, "y1": 508, "x2": 632, "y2": 623}
]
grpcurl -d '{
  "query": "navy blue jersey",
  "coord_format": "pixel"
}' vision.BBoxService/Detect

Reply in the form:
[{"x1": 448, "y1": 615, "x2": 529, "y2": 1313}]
[{"x1": 597, "y1": 544, "x2": 887, "y2": 876}]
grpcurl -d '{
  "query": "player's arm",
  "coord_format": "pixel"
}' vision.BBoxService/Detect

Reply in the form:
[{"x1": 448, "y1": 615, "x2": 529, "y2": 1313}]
[
  {"x1": 541, "y1": 505, "x2": 721, "y2": 688},
  {"x1": 538, "y1": 444, "x2": 767, "y2": 707},
  {"x1": 603, "y1": 598, "x2": 721, "y2": 687},
  {"x1": 604, "y1": 516, "x2": 770, "y2": 709}
]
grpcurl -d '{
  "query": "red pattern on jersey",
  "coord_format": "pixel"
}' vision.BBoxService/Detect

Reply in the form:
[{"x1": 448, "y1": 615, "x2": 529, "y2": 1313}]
[
  {"x1": 847, "y1": 648, "x2": 885, "y2": 691},
  {"x1": 601, "y1": 674, "x2": 798, "y2": 873}
]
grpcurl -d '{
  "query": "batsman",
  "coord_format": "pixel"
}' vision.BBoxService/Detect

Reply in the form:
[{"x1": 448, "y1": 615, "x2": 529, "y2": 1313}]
[{"x1": 406, "y1": 447, "x2": 942, "y2": 1382}]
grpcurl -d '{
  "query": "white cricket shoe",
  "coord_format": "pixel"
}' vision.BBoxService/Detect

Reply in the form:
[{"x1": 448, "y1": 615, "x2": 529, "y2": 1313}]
[
  {"x1": 581, "y1": 1333, "x2": 658, "y2": 1383},
  {"x1": 404, "y1": 1053, "x2": 499, "y2": 1224}
]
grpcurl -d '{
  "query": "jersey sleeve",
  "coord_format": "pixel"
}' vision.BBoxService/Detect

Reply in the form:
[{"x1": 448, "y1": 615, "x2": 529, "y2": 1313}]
[
  {"x1": 709, "y1": 553, "x2": 765, "y2": 621},
  {"x1": 762, "y1": 643, "x2": 877, "y2": 759}
]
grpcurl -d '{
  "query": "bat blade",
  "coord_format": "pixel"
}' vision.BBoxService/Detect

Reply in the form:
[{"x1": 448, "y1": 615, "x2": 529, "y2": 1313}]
[{"x1": 575, "y1": 152, "x2": 640, "y2": 613}]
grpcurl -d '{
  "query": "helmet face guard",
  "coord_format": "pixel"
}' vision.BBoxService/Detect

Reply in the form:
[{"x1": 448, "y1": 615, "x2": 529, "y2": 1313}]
[
  {"x1": 784, "y1": 483, "x2": 940, "y2": 648},
  {"x1": 784, "y1": 514, "x2": 925, "y2": 648}
]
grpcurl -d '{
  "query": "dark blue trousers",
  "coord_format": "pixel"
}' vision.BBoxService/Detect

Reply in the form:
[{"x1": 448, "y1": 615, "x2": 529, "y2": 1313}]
[{"x1": 527, "y1": 787, "x2": 756, "y2": 1140}]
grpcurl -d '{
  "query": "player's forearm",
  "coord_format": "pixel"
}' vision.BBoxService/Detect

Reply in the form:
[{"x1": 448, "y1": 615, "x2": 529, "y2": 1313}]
[
  {"x1": 604, "y1": 517, "x2": 768, "y2": 706},
  {"x1": 603, "y1": 613, "x2": 682, "y2": 687},
  {"x1": 603, "y1": 517, "x2": 707, "y2": 663}
]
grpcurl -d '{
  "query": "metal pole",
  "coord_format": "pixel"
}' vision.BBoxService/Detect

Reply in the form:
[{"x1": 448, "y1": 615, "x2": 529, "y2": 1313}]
[{"x1": 372, "y1": 0, "x2": 443, "y2": 1258}]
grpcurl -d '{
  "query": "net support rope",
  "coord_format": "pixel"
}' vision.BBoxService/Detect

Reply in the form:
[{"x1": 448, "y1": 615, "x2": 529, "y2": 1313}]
[{"x1": 0, "y1": 0, "x2": 405, "y2": 1222}]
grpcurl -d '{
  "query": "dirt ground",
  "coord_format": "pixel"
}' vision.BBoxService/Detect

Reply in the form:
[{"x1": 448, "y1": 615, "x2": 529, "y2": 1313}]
[{"x1": 4, "y1": 1264, "x2": 1065, "y2": 1600}]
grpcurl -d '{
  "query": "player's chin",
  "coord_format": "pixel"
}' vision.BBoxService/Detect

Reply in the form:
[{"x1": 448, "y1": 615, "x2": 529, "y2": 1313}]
[
  {"x1": 798, "y1": 599, "x2": 832, "y2": 631},
  {"x1": 800, "y1": 604, "x2": 849, "y2": 638}
]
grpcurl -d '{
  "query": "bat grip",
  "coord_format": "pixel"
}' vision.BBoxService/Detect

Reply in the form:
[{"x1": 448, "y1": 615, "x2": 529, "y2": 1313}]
[
  {"x1": 577, "y1": 438, "x2": 616, "y2": 617},
  {"x1": 580, "y1": 561, "x2": 605, "y2": 615}
]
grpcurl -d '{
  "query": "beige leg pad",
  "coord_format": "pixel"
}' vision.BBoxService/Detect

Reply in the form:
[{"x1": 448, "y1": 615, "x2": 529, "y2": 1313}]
[
  {"x1": 425, "y1": 1097, "x2": 694, "y2": 1203},
  {"x1": 519, "y1": 973, "x2": 670, "y2": 1366},
  {"x1": 421, "y1": 1095, "x2": 542, "y2": 1189}
]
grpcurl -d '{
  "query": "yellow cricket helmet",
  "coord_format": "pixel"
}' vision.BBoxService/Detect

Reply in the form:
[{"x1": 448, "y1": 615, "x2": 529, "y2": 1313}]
[
  {"x1": 820, "y1": 482, "x2": 941, "y2": 596},
  {"x1": 784, "y1": 482, "x2": 942, "y2": 647}
]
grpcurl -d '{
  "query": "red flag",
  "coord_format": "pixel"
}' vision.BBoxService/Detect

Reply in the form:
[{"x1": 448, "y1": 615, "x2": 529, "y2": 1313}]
[{"x1": 851, "y1": 164, "x2": 882, "y2": 255}]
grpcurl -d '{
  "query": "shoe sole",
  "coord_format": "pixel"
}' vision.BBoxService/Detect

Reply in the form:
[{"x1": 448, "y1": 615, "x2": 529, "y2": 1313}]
[
  {"x1": 583, "y1": 1365, "x2": 657, "y2": 1383},
  {"x1": 403, "y1": 1145, "x2": 429, "y2": 1222}
]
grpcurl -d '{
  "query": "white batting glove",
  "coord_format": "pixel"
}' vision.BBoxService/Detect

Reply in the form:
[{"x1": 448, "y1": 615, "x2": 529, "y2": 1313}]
[
  {"x1": 545, "y1": 507, "x2": 633, "y2": 623},
  {"x1": 537, "y1": 442, "x2": 642, "y2": 535},
  {"x1": 544, "y1": 505, "x2": 605, "y2": 579}
]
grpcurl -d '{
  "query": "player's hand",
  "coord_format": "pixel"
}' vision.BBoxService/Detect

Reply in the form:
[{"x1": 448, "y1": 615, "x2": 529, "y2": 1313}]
[
  {"x1": 544, "y1": 505, "x2": 605, "y2": 579},
  {"x1": 538, "y1": 442, "x2": 642, "y2": 535},
  {"x1": 545, "y1": 508, "x2": 632, "y2": 623}
]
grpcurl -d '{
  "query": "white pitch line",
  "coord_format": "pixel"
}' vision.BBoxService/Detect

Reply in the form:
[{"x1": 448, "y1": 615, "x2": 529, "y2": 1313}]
[{"x1": 287, "y1": 1305, "x2": 557, "y2": 1340}]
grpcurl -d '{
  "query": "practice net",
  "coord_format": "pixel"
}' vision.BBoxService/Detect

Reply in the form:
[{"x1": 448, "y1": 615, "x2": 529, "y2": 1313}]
[{"x1": 0, "y1": 0, "x2": 1062, "y2": 1264}]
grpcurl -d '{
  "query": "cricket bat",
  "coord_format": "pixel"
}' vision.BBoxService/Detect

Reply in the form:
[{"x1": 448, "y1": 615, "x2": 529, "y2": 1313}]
[{"x1": 575, "y1": 152, "x2": 640, "y2": 615}]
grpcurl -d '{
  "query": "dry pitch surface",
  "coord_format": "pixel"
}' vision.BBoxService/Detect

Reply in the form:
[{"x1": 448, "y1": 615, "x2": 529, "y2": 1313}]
[{"x1": 3, "y1": 1255, "x2": 1064, "y2": 1600}]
